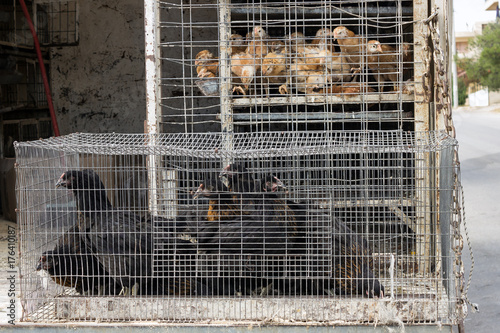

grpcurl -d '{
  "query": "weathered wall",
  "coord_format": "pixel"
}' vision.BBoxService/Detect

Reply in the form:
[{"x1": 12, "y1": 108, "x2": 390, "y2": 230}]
[{"x1": 50, "y1": 0, "x2": 145, "y2": 134}]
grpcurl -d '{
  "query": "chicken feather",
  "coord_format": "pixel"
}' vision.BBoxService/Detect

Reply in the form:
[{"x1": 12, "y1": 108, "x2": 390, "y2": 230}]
[
  {"x1": 195, "y1": 50, "x2": 219, "y2": 78},
  {"x1": 231, "y1": 52, "x2": 257, "y2": 95}
]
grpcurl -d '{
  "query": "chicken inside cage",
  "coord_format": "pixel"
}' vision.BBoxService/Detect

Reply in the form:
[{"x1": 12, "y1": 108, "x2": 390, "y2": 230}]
[
  {"x1": 17, "y1": 131, "x2": 457, "y2": 322},
  {"x1": 161, "y1": 0, "x2": 417, "y2": 134},
  {"x1": 196, "y1": 24, "x2": 413, "y2": 97},
  {"x1": 35, "y1": 164, "x2": 383, "y2": 298},
  {"x1": 192, "y1": 2, "x2": 414, "y2": 98}
]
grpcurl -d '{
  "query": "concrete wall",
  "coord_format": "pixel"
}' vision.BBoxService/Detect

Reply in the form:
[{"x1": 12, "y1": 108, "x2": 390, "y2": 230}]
[
  {"x1": 489, "y1": 91, "x2": 500, "y2": 105},
  {"x1": 50, "y1": 0, "x2": 145, "y2": 134},
  {"x1": 469, "y1": 89, "x2": 489, "y2": 107}
]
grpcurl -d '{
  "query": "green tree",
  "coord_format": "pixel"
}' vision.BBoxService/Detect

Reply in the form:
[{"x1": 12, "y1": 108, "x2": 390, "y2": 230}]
[
  {"x1": 456, "y1": 23, "x2": 500, "y2": 91},
  {"x1": 457, "y1": 77, "x2": 468, "y2": 105}
]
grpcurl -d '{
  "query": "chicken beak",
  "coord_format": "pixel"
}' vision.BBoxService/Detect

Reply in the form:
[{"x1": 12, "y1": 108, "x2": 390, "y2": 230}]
[
  {"x1": 220, "y1": 175, "x2": 230, "y2": 189},
  {"x1": 376, "y1": 44, "x2": 383, "y2": 53},
  {"x1": 192, "y1": 184, "x2": 204, "y2": 199},
  {"x1": 271, "y1": 176, "x2": 288, "y2": 193},
  {"x1": 55, "y1": 173, "x2": 67, "y2": 188},
  {"x1": 219, "y1": 171, "x2": 230, "y2": 189},
  {"x1": 36, "y1": 255, "x2": 46, "y2": 271}
]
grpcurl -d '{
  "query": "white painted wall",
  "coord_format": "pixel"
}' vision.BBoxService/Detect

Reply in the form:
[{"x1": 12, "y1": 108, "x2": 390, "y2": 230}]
[{"x1": 469, "y1": 88, "x2": 489, "y2": 107}]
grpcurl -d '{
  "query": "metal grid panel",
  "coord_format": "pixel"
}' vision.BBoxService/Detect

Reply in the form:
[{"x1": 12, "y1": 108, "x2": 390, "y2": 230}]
[
  {"x1": 0, "y1": 57, "x2": 48, "y2": 109},
  {"x1": 155, "y1": 0, "x2": 416, "y2": 134},
  {"x1": 0, "y1": 0, "x2": 33, "y2": 47},
  {"x1": 35, "y1": 0, "x2": 79, "y2": 46},
  {"x1": 0, "y1": 0, "x2": 78, "y2": 47},
  {"x1": 15, "y1": 131, "x2": 459, "y2": 324}
]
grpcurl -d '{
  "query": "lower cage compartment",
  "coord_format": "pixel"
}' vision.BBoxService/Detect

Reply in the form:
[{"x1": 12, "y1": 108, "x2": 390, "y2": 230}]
[
  {"x1": 30, "y1": 284, "x2": 450, "y2": 324},
  {"x1": 16, "y1": 131, "x2": 460, "y2": 325}
]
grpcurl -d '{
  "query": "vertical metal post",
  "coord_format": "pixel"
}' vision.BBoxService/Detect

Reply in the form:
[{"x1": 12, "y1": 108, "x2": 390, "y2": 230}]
[
  {"x1": 144, "y1": 0, "x2": 161, "y2": 216},
  {"x1": 413, "y1": 0, "x2": 432, "y2": 274},
  {"x1": 451, "y1": 3, "x2": 459, "y2": 109},
  {"x1": 219, "y1": 0, "x2": 233, "y2": 162},
  {"x1": 414, "y1": 0, "x2": 429, "y2": 132},
  {"x1": 439, "y1": 144, "x2": 456, "y2": 317},
  {"x1": 433, "y1": 0, "x2": 452, "y2": 130}
]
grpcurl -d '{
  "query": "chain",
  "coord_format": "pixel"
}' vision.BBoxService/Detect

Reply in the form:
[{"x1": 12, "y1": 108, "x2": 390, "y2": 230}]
[
  {"x1": 427, "y1": 14, "x2": 456, "y2": 137},
  {"x1": 423, "y1": 8, "x2": 478, "y2": 321},
  {"x1": 456, "y1": 156, "x2": 479, "y2": 313},
  {"x1": 421, "y1": 26, "x2": 432, "y2": 102}
]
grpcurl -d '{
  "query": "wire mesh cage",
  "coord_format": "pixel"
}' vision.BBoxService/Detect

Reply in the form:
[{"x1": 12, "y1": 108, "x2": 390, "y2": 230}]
[
  {"x1": 154, "y1": 0, "x2": 418, "y2": 134},
  {"x1": 15, "y1": 131, "x2": 461, "y2": 325}
]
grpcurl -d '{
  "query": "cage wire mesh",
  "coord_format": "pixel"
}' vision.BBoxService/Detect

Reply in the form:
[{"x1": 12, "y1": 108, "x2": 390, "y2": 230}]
[
  {"x1": 157, "y1": 0, "x2": 416, "y2": 134},
  {"x1": 15, "y1": 131, "x2": 461, "y2": 324}
]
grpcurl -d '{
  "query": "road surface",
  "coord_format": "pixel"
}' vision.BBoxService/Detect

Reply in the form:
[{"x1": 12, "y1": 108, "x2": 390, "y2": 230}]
[{"x1": 454, "y1": 105, "x2": 500, "y2": 332}]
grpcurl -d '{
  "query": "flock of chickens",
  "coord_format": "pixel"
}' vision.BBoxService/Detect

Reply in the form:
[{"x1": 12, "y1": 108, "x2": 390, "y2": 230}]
[
  {"x1": 195, "y1": 25, "x2": 412, "y2": 96},
  {"x1": 37, "y1": 167, "x2": 384, "y2": 298}
]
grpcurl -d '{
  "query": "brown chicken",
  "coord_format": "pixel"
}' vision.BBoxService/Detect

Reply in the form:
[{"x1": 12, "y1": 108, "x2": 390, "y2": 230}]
[
  {"x1": 289, "y1": 65, "x2": 329, "y2": 95},
  {"x1": 401, "y1": 77, "x2": 414, "y2": 95},
  {"x1": 310, "y1": 27, "x2": 335, "y2": 52},
  {"x1": 230, "y1": 34, "x2": 246, "y2": 55},
  {"x1": 333, "y1": 26, "x2": 368, "y2": 76},
  {"x1": 195, "y1": 50, "x2": 219, "y2": 78},
  {"x1": 261, "y1": 51, "x2": 289, "y2": 95},
  {"x1": 285, "y1": 31, "x2": 321, "y2": 67},
  {"x1": 231, "y1": 52, "x2": 257, "y2": 95},
  {"x1": 367, "y1": 40, "x2": 399, "y2": 91},
  {"x1": 286, "y1": 31, "x2": 308, "y2": 55},
  {"x1": 268, "y1": 38, "x2": 286, "y2": 52},
  {"x1": 282, "y1": 54, "x2": 326, "y2": 95},
  {"x1": 317, "y1": 49, "x2": 353, "y2": 83},
  {"x1": 245, "y1": 26, "x2": 269, "y2": 71},
  {"x1": 402, "y1": 42, "x2": 412, "y2": 64},
  {"x1": 323, "y1": 83, "x2": 375, "y2": 95}
]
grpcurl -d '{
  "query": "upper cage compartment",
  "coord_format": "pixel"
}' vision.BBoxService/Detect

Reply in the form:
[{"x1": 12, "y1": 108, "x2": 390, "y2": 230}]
[{"x1": 156, "y1": 0, "x2": 417, "y2": 133}]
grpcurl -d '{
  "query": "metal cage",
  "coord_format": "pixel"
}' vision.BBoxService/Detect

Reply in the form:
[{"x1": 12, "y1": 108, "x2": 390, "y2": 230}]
[
  {"x1": 15, "y1": 131, "x2": 461, "y2": 325},
  {"x1": 147, "y1": 0, "x2": 424, "y2": 135}
]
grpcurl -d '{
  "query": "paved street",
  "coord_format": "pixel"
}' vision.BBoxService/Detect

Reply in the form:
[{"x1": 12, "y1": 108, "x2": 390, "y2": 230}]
[{"x1": 454, "y1": 105, "x2": 500, "y2": 332}]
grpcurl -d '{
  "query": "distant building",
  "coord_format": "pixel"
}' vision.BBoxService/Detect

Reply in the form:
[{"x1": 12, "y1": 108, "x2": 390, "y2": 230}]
[{"x1": 455, "y1": 18, "x2": 500, "y2": 106}]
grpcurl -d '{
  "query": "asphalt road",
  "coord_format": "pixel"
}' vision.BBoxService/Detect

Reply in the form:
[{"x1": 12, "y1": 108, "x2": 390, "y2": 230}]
[{"x1": 453, "y1": 105, "x2": 500, "y2": 332}]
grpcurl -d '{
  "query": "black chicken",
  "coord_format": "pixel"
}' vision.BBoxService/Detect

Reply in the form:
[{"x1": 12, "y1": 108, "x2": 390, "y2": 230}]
[
  {"x1": 192, "y1": 173, "x2": 244, "y2": 222},
  {"x1": 264, "y1": 174, "x2": 385, "y2": 298},
  {"x1": 55, "y1": 169, "x2": 204, "y2": 296},
  {"x1": 219, "y1": 164, "x2": 308, "y2": 245},
  {"x1": 36, "y1": 225, "x2": 120, "y2": 295},
  {"x1": 331, "y1": 220, "x2": 384, "y2": 297},
  {"x1": 191, "y1": 173, "x2": 298, "y2": 295}
]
